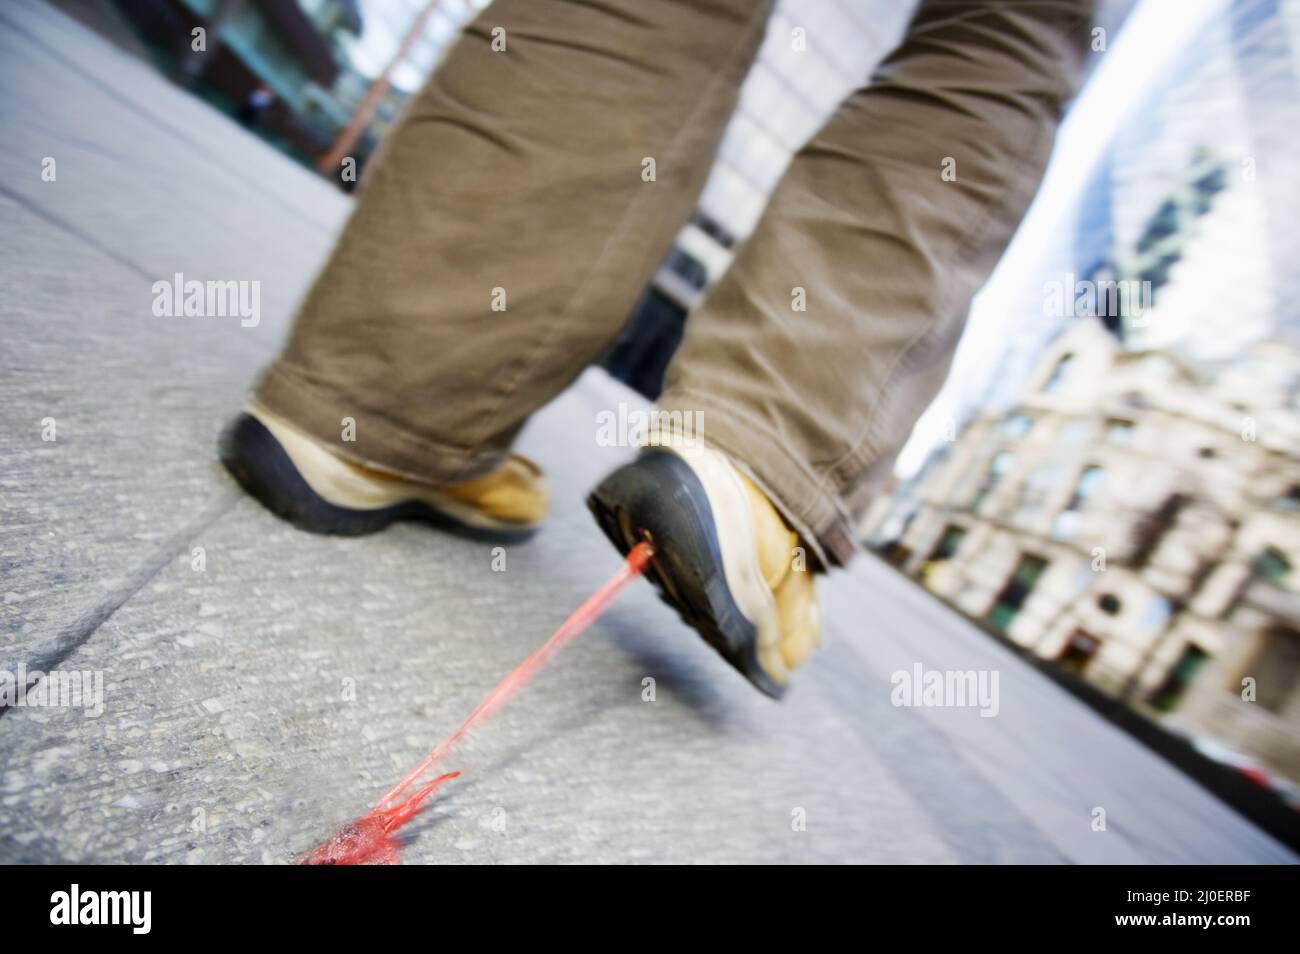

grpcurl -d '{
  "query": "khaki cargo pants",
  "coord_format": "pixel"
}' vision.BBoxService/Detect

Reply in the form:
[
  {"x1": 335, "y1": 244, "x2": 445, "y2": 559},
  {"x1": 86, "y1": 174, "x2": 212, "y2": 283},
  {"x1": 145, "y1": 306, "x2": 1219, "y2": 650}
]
[{"x1": 255, "y1": 0, "x2": 1093, "y2": 567}]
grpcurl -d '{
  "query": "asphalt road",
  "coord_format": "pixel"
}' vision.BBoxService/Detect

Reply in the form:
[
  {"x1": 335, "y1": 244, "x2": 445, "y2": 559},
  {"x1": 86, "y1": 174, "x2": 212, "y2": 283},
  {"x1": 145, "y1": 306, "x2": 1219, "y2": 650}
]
[{"x1": 0, "y1": 0, "x2": 1293, "y2": 864}]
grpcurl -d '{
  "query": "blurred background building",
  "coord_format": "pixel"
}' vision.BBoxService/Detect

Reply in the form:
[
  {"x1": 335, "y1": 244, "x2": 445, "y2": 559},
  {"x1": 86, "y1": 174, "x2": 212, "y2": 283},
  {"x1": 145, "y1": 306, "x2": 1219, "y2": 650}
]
[
  {"x1": 864, "y1": 321, "x2": 1300, "y2": 780},
  {"x1": 864, "y1": 0, "x2": 1300, "y2": 792},
  {"x1": 56, "y1": 0, "x2": 490, "y2": 168}
]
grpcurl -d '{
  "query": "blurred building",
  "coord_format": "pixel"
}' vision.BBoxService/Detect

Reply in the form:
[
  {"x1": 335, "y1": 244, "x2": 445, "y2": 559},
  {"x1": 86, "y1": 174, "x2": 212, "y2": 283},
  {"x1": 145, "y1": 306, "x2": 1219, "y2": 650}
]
[
  {"x1": 864, "y1": 320, "x2": 1300, "y2": 778},
  {"x1": 99, "y1": 0, "x2": 365, "y2": 160},
  {"x1": 96, "y1": 0, "x2": 490, "y2": 167},
  {"x1": 974, "y1": 0, "x2": 1300, "y2": 419}
]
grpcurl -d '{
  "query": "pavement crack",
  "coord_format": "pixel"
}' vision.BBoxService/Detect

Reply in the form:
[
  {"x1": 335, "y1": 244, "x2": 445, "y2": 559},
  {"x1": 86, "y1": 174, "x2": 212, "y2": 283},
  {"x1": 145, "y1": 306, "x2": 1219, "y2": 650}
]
[
  {"x1": 0, "y1": 184, "x2": 154, "y2": 281},
  {"x1": 1, "y1": 488, "x2": 240, "y2": 716}
]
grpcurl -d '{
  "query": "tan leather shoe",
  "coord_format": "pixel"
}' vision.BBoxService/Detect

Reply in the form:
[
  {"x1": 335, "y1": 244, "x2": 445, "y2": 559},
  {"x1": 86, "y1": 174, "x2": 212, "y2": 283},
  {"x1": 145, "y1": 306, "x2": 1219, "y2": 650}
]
[
  {"x1": 219, "y1": 402, "x2": 547, "y2": 539},
  {"x1": 587, "y1": 434, "x2": 819, "y2": 697}
]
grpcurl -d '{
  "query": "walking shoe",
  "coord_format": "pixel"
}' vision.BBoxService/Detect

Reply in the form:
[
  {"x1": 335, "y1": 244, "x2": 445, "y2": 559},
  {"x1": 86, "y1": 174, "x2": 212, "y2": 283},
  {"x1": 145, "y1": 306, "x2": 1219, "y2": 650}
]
[
  {"x1": 587, "y1": 436, "x2": 819, "y2": 697},
  {"x1": 219, "y1": 402, "x2": 547, "y2": 540}
]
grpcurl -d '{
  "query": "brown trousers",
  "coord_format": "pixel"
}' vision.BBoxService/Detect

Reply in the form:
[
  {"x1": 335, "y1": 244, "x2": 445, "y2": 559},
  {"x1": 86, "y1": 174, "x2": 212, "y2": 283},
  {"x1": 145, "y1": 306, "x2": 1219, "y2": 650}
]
[{"x1": 256, "y1": 0, "x2": 1092, "y2": 567}]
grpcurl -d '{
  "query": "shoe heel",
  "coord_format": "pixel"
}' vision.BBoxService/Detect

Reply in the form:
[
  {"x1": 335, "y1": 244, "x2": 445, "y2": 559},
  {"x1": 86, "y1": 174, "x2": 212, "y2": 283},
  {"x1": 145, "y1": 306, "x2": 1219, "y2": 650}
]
[
  {"x1": 587, "y1": 453, "x2": 785, "y2": 698},
  {"x1": 219, "y1": 413, "x2": 386, "y2": 535}
]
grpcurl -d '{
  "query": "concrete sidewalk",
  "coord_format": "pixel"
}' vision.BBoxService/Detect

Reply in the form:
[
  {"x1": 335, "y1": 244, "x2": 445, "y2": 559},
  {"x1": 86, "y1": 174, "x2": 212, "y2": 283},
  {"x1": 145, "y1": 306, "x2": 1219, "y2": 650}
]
[{"x1": 1, "y1": 0, "x2": 1293, "y2": 864}]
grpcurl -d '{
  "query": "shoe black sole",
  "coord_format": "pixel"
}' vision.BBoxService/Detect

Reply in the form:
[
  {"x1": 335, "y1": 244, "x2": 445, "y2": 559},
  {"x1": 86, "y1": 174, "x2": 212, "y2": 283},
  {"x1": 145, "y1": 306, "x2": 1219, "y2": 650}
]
[
  {"x1": 587, "y1": 451, "x2": 785, "y2": 699},
  {"x1": 218, "y1": 413, "x2": 537, "y2": 543}
]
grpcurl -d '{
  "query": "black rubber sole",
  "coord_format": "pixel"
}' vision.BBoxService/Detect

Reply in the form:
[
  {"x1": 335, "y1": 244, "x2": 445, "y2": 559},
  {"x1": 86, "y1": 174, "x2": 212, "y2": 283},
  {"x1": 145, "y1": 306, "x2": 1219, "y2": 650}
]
[
  {"x1": 587, "y1": 451, "x2": 785, "y2": 699},
  {"x1": 218, "y1": 413, "x2": 537, "y2": 543}
]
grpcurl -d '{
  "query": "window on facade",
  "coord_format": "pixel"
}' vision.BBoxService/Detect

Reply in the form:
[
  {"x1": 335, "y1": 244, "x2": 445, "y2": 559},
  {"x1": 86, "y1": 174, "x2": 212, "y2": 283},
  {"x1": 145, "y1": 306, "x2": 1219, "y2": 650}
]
[
  {"x1": 1042, "y1": 353, "x2": 1074, "y2": 394},
  {"x1": 1072, "y1": 466, "x2": 1105, "y2": 504},
  {"x1": 1253, "y1": 547, "x2": 1293, "y2": 583},
  {"x1": 929, "y1": 525, "x2": 966, "y2": 563},
  {"x1": 1003, "y1": 414, "x2": 1032, "y2": 438},
  {"x1": 1052, "y1": 465, "x2": 1105, "y2": 540},
  {"x1": 1058, "y1": 629, "x2": 1102, "y2": 674},
  {"x1": 1016, "y1": 463, "x2": 1064, "y2": 527},
  {"x1": 1106, "y1": 419, "x2": 1135, "y2": 444},
  {"x1": 1131, "y1": 493, "x2": 1186, "y2": 568},
  {"x1": 988, "y1": 554, "x2": 1049, "y2": 632},
  {"x1": 1071, "y1": 566, "x2": 1094, "y2": 598},
  {"x1": 1137, "y1": 597, "x2": 1172, "y2": 636},
  {"x1": 1052, "y1": 510, "x2": 1080, "y2": 541},
  {"x1": 1191, "y1": 164, "x2": 1227, "y2": 213},
  {"x1": 1136, "y1": 199, "x2": 1179, "y2": 254},
  {"x1": 971, "y1": 451, "x2": 1014, "y2": 511},
  {"x1": 1139, "y1": 252, "x2": 1180, "y2": 294},
  {"x1": 1149, "y1": 644, "x2": 1208, "y2": 712}
]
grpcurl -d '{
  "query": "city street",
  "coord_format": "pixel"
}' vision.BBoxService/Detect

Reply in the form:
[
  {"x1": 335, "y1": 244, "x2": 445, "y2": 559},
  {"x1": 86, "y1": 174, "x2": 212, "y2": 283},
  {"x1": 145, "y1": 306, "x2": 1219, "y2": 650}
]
[{"x1": 1, "y1": 0, "x2": 1293, "y2": 863}]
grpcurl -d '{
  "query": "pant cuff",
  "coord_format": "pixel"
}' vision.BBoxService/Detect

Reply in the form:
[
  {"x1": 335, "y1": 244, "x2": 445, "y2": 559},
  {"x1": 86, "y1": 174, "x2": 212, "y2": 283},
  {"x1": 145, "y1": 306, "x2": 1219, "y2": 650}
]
[
  {"x1": 254, "y1": 363, "x2": 502, "y2": 484},
  {"x1": 656, "y1": 388, "x2": 860, "y2": 568}
]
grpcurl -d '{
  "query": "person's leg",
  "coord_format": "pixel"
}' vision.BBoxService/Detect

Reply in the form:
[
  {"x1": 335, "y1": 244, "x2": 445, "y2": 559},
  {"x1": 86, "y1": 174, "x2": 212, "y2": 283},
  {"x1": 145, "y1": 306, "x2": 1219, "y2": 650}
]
[
  {"x1": 593, "y1": 0, "x2": 1094, "y2": 695},
  {"x1": 659, "y1": 0, "x2": 1094, "y2": 570},
  {"x1": 253, "y1": 0, "x2": 773, "y2": 483}
]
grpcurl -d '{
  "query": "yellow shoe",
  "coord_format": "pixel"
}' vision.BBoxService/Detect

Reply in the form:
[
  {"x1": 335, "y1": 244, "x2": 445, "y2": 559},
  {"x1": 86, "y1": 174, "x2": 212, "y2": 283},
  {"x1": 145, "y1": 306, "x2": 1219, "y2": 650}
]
[
  {"x1": 219, "y1": 403, "x2": 547, "y2": 539},
  {"x1": 587, "y1": 435, "x2": 819, "y2": 697}
]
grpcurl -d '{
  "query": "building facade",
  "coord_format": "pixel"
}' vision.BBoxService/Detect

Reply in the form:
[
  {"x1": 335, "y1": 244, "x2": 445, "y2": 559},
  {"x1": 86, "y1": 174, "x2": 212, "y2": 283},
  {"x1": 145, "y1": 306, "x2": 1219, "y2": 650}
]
[{"x1": 863, "y1": 318, "x2": 1300, "y2": 782}]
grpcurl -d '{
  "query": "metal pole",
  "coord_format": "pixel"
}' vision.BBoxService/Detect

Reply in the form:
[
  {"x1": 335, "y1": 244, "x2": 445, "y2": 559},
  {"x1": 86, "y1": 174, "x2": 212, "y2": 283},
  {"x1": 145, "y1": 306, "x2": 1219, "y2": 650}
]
[{"x1": 317, "y1": 0, "x2": 444, "y2": 176}]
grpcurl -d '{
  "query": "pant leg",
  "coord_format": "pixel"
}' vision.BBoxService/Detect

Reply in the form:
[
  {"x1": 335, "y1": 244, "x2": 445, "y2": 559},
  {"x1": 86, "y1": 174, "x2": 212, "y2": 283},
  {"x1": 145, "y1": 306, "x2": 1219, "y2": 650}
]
[
  {"x1": 659, "y1": 0, "x2": 1094, "y2": 568},
  {"x1": 257, "y1": 0, "x2": 773, "y2": 480}
]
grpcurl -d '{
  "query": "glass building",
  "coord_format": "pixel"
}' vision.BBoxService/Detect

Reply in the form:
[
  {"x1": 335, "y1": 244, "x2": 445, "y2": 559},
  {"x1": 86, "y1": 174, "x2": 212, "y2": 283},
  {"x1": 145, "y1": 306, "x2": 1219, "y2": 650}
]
[{"x1": 964, "y1": 0, "x2": 1300, "y2": 417}]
